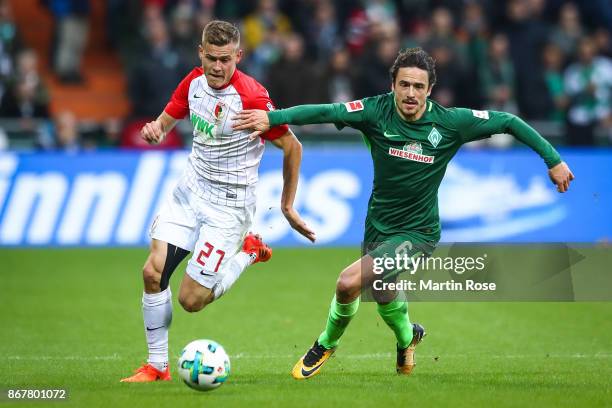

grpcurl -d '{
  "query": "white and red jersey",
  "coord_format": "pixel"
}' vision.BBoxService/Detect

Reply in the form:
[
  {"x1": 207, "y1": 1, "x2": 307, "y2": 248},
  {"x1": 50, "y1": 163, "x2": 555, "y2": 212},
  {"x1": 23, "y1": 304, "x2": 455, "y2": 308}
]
[{"x1": 164, "y1": 67, "x2": 289, "y2": 207}]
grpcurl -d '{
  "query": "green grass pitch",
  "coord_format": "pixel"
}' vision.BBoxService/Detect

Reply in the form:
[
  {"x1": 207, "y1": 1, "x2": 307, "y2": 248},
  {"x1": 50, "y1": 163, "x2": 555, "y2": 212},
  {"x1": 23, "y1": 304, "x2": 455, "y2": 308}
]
[{"x1": 2, "y1": 248, "x2": 611, "y2": 407}]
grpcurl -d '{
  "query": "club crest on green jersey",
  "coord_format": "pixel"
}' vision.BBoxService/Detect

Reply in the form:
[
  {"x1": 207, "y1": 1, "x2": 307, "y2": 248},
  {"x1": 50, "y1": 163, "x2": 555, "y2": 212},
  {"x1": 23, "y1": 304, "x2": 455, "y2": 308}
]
[{"x1": 427, "y1": 127, "x2": 442, "y2": 148}]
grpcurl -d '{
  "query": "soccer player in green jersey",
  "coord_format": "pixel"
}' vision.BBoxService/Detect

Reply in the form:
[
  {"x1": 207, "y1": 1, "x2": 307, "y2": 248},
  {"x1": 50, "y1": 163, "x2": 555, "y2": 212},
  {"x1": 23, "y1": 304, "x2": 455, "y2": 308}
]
[{"x1": 233, "y1": 48, "x2": 574, "y2": 379}]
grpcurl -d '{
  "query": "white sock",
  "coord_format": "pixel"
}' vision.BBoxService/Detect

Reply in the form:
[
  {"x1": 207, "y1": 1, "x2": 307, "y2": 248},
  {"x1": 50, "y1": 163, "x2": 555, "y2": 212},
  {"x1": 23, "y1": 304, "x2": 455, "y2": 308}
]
[
  {"x1": 213, "y1": 252, "x2": 253, "y2": 299},
  {"x1": 142, "y1": 288, "x2": 172, "y2": 371}
]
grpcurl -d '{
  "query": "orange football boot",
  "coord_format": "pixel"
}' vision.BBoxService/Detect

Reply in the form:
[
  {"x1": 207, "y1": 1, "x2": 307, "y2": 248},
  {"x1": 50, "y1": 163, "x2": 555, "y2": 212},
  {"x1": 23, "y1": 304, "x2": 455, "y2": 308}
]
[
  {"x1": 242, "y1": 233, "x2": 272, "y2": 263},
  {"x1": 120, "y1": 363, "x2": 171, "y2": 382}
]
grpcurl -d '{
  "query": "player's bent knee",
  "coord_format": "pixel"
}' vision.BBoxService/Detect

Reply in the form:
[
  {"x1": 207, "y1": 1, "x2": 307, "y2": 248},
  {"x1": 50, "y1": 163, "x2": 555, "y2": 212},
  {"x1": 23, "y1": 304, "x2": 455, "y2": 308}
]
[
  {"x1": 336, "y1": 269, "x2": 361, "y2": 298},
  {"x1": 178, "y1": 294, "x2": 205, "y2": 313}
]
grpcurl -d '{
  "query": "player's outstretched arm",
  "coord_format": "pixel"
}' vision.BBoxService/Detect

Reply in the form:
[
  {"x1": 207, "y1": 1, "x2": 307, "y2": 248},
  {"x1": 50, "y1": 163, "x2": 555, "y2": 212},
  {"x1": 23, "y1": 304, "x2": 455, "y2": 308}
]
[
  {"x1": 502, "y1": 114, "x2": 575, "y2": 193},
  {"x1": 456, "y1": 109, "x2": 575, "y2": 193},
  {"x1": 233, "y1": 104, "x2": 343, "y2": 139},
  {"x1": 271, "y1": 131, "x2": 316, "y2": 243},
  {"x1": 141, "y1": 111, "x2": 179, "y2": 145}
]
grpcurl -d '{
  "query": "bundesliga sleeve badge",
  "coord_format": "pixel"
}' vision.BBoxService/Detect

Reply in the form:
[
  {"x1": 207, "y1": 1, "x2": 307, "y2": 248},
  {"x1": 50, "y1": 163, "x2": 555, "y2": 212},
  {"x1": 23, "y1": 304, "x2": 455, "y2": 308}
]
[
  {"x1": 344, "y1": 100, "x2": 364, "y2": 112},
  {"x1": 471, "y1": 109, "x2": 489, "y2": 120}
]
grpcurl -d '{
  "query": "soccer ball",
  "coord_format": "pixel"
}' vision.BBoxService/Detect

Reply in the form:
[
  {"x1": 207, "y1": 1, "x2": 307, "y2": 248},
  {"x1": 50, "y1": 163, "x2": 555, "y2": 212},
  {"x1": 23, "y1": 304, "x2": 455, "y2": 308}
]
[{"x1": 177, "y1": 339, "x2": 230, "y2": 391}]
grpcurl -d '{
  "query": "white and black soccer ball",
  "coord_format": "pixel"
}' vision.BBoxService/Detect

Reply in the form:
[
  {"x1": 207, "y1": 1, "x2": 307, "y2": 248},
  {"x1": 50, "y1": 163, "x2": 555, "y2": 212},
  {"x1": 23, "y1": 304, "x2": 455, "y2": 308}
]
[{"x1": 177, "y1": 339, "x2": 230, "y2": 391}]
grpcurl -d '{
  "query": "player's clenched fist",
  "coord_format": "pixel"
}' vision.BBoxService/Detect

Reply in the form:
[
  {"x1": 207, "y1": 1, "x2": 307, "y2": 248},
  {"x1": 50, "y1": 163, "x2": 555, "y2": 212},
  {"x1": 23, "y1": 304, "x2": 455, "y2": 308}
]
[{"x1": 141, "y1": 120, "x2": 165, "y2": 145}]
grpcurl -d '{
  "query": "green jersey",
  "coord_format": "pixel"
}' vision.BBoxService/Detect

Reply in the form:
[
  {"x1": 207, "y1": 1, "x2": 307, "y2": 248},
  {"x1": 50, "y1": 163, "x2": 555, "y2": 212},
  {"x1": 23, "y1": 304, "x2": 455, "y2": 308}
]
[{"x1": 268, "y1": 93, "x2": 562, "y2": 242}]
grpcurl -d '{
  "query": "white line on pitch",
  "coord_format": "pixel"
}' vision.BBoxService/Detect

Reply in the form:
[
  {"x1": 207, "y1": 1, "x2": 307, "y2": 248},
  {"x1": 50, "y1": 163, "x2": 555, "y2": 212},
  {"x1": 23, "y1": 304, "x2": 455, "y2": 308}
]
[
  {"x1": 4, "y1": 353, "x2": 611, "y2": 361},
  {"x1": 5, "y1": 354, "x2": 121, "y2": 361},
  {"x1": 231, "y1": 353, "x2": 612, "y2": 359}
]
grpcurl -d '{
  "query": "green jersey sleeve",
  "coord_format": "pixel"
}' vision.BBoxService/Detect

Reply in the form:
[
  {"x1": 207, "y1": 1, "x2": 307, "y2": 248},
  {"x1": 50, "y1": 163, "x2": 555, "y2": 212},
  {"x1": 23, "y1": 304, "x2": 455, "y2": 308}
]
[
  {"x1": 451, "y1": 108, "x2": 562, "y2": 168},
  {"x1": 267, "y1": 99, "x2": 372, "y2": 131}
]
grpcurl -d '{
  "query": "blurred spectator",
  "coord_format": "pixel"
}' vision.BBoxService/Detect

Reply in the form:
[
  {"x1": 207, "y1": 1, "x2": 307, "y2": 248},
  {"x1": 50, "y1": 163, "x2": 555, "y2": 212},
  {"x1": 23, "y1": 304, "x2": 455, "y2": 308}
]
[
  {"x1": 564, "y1": 36, "x2": 612, "y2": 145},
  {"x1": 303, "y1": 0, "x2": 340, "y2": 63},
  {"x1": 320, "y1": 47, "x2": 358, "y2": 103},
  {"x1": 549, "y1": 2, "x2": 583, "y2": 61},
  {"x1": 364, "y1": 0, "x2": 397, "y2": 24},
  {"x1": 242, "y1": 0, "x2": 291, "y2": 52},
  {"x1": 344, "y1": 0, "x2": 399, "y2": 59},
  {"x1": 526, "y1": 0, "x2": 547, "y2": 18},
  {"x1": 42, "y1": 0, "x2": 90, "y2": 84},
  {"x1": 214, "y1": 0, "x2": 248, "y2": 22},
  {"x1": 0, "y1": 0, "x2": 23, "y2": 98},
  {"x1": 460, "y1": 1, "x2": 489, "y2": 73},
  {"x1": 128, "y1": 14, "x2": 186, "y2": 118},
  {"x1": 266, "y1": 33, "x2": 319, "y2": 107},
  {"x1": 106, "y1": 0, "x2": 126, "y2": 48},
  {"x1": 240, "y1": 0, "x2": 291, "y2": 81},
  {"x1": 357, "y1": 28, "x2": 400, "y2": 97},
  {"x1": 504, "y1": 0, "x2": 553, "y2": 119},
  {"x1": 170, "y1": 3, "x2": 198, "y2": 67},
  {"x1": 240, "y1": 29, "x2": 282, "y2": 82},
  {"x1": 542, "y1": 42, "x2": 569, "y2": 123},
  {"x1": 194, "y1": 1, "x2": 215, "y2": 34},
  {"x1": 423, "y1": 7, "x2": 467, "y2": 68},
  {"x1": 0, "y1": 50, "x2": 49, "y2": 119},
  {"x1": 0, "y1": 79, "x2": 49, "y2": 119},
  {"x1": 41, "y1": 110, "x2": 82, "y2": 151},
  {"x1": 99, "y1": 117, "x2": 122, "y2": 148},
  {"x1": 421, "y1": 6, "x2": 482, "y2": 107},
  {"x1": 14, "y1": 48, "x2": 46, "y2": 93},
  {"x1": 429, "y1": 42, "x2": 470, "y2": 108},
  {"x1": 479, "y1": 33, "x2": 516, "y2": 113},
  {"x1": 593, "y1": 27, "x2": 612, "y2": 58},
  {"x1": 344, "y1": 6, "x2": 369, "y2": 56}
]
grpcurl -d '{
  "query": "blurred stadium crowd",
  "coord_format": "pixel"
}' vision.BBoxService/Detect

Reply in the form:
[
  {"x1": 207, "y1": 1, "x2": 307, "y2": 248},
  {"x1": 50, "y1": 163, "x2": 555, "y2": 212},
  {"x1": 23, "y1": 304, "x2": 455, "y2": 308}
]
[{"x1": 1, "y1": 0, "x2": 612, "y2": 150}]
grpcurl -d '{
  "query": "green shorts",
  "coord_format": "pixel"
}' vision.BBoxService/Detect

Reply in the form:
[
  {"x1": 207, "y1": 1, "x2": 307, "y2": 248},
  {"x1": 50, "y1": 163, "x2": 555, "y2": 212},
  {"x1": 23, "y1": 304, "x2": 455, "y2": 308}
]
[
  {"x1": 363, "y1": 221, "x2": 437, "y2": 258},
  {"x1": 361, "y1": 222, "x2": 437, "y2": 300},
  {"x1": 363, "y1": 221, "x2": 437, "y2": 279}
]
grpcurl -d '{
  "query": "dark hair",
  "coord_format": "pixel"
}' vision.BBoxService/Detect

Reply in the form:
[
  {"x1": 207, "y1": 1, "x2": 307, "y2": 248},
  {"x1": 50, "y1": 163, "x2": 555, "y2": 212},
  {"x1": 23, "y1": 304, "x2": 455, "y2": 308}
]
[
  {"x1": 202, "y1": 20, "x2": 240, "y2": 46},
  {"x1": 390, "y1": 47, "x2": 436, "y2": 86}
]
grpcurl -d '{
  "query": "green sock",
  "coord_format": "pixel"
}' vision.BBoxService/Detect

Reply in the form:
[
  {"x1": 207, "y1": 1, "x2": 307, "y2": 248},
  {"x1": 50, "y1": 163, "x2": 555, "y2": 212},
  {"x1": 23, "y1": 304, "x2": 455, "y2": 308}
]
[
  {"x1": 317, "y1": 295, "x2": 360, "y2": 349},
  {"x1": 377, "y1": 299, "x2": 413, "y2": 349}
]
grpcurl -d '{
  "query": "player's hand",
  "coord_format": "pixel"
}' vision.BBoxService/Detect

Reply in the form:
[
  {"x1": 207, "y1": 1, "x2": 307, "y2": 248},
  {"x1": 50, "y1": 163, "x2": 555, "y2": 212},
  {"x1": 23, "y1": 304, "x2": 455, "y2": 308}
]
[
  {"x1": 548, "y1": 161, "x2": 574, "y2": 193},
  {"x1": 141, "y1": 120, "x2": 165, "y2": 145},
  {"x1": 232, "y1": 109, "x2": 270, "y2": 140},
  {"x1": 282, "y1": 207, "x2": 316, "y2": 243}
]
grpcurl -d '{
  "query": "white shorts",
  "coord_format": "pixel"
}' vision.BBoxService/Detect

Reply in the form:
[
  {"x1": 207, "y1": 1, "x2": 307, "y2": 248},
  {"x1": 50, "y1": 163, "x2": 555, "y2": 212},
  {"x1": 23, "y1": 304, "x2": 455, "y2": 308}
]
[{"x1": 150, "y1": 182, "x2": 254, "y2": 289}]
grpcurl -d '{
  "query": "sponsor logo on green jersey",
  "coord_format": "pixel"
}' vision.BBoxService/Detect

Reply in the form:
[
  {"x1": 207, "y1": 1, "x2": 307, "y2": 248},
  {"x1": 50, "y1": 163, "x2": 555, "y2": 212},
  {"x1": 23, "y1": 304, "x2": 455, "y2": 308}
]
[{"x1": 388, "y1": 141, "x2": 435, "y2": 164}]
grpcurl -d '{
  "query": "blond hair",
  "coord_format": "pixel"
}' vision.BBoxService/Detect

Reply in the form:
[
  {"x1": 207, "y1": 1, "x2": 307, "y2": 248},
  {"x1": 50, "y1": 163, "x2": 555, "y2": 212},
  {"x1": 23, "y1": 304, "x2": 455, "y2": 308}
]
[{"x1": 202, "y1": 20, "x2": 240, "y2": 47}]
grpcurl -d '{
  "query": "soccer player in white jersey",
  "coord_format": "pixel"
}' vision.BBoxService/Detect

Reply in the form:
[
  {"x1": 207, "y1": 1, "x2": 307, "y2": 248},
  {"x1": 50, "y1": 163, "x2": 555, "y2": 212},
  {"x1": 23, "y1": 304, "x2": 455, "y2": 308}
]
[{"x1": 121, "y1": 20, "x2": 315, "y2": 383}]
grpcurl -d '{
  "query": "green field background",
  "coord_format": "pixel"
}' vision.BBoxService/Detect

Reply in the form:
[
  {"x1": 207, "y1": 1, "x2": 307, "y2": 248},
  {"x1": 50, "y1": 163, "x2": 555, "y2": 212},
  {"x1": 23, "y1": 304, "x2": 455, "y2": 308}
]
[{"x1": 1, "y1": 248, "x2": 611, "y2": 407}]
